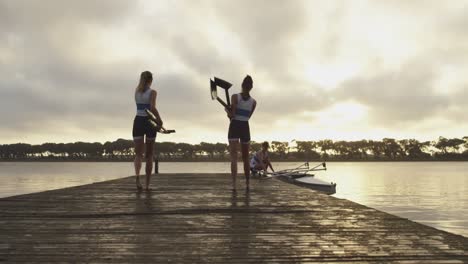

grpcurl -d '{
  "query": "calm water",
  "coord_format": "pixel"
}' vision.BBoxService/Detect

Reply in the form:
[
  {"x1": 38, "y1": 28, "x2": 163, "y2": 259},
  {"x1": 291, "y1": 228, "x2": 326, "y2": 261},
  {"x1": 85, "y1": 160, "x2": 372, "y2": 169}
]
[{"x1": 0, "y1": 162, "x2": 467, "y2": 237}]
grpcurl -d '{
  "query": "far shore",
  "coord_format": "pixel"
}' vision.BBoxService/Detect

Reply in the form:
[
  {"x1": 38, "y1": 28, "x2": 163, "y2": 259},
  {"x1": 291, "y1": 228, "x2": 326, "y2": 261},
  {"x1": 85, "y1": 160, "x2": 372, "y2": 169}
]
[{"x1": 2, "y1": 159, "x2": 467, "y2": 163}]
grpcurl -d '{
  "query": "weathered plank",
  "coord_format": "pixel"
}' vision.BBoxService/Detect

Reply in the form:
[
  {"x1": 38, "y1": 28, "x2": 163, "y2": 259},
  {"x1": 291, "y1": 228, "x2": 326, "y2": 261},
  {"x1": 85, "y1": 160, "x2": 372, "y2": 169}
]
[{"x1": 0, "y1": 173, "x2": 467, "y2": 263}]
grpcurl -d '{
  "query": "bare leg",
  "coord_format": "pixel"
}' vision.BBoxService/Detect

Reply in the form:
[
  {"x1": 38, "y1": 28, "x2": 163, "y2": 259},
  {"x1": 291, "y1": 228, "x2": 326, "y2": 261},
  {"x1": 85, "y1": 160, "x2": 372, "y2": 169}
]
[
  {"x1": 134, "y1": 138, "x2": 144, "y2": 190},
  {"x1": 241, "y1": 143, "x2": 251, "y2": 191},
  {"x1": 229, "y1": 140, "x2": 239, "y2": 191},
  {"x1": 145, "y1": 139, "x2": 155, "y2": 191}
]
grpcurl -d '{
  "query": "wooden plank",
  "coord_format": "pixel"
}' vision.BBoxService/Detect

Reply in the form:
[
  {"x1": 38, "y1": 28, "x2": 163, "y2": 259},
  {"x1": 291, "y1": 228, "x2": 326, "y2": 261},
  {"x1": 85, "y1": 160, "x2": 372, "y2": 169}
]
[{"x1": 0, "y1": 173, "x2": 467, "y2": 263}]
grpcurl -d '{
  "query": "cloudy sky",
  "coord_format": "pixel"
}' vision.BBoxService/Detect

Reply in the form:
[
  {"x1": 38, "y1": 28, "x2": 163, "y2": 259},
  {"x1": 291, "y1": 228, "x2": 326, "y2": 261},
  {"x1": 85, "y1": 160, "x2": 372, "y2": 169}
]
[{"x1": 0, "y1": 0, "x2": 467, "y2": 144}]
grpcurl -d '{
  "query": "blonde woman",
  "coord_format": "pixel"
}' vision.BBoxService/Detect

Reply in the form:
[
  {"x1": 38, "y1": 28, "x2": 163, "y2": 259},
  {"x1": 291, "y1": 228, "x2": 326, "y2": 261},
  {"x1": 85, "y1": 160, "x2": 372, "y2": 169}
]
[{"x1": 133, "y1": 71, "x2": 162, "y2": 191}]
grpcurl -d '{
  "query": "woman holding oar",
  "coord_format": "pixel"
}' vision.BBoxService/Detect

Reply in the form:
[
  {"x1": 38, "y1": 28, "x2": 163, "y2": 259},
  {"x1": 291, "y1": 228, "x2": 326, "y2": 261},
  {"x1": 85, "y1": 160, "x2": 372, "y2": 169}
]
[
  {"x1": 132, "y1": 71, "x2": 163, "y2": 191},
  {"x1": 226, "y1": 75, "x2": 257, "y2": 192}
]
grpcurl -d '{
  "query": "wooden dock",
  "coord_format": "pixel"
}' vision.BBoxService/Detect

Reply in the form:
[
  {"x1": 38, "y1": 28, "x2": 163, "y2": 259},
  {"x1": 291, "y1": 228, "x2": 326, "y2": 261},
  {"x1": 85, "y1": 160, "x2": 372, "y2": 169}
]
[{"x1": 1, "y1": 173, "x2": 467, "y2": 263}]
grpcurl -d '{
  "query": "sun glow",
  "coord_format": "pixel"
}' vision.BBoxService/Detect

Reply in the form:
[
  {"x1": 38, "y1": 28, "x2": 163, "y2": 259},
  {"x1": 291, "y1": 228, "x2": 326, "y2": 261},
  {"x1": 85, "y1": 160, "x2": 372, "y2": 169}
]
[
  {"x1": 432, "y1": 65, "x2": 467, "y2": 95},
  {"x1": 308, "y1": 101, "x2": 368, "y2": 124},
  {"x1": 305, "y1": 63, "x2": 360, "y2": 90}
]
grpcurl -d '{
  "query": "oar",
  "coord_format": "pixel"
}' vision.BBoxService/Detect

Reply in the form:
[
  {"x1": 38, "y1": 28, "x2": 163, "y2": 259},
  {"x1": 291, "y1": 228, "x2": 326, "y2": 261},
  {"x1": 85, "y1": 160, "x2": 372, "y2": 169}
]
[
  {"x1": 210, "y1": 77, "x2": 232, "y2": 108},
  {"x1": 145, "y1": 109, "x2": 175, "y2": 134},
  {"x1": 310, "y1": 162, "x2": 327, "y2": 171},
  {"x1": 148, "y1": 119, "x2": 176, "y2": 134}
]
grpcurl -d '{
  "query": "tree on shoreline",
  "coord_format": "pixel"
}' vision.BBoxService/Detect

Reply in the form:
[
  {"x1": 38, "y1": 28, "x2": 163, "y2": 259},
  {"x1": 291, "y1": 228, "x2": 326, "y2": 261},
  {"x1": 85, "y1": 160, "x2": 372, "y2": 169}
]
[{"x1": 1, "y1": 137, "x2": 467, "y2": 161}]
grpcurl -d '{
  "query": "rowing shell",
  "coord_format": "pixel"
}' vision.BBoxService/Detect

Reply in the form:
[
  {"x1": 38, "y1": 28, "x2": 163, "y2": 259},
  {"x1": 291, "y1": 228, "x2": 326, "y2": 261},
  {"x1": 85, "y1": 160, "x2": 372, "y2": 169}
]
[
  {"x1": 292, "y1": 176, "x2": 336, "y2": 195},
  {"x1": 258, "y1": 162, "x2": 336, "y2": 195}
]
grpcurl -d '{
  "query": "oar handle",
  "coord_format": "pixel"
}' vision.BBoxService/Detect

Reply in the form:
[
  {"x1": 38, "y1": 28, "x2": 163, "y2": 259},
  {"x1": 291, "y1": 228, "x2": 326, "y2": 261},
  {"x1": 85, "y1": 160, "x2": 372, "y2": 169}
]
[
  {"x1": 216, "y1": 97, "x2": 229, "y2": 108},
  {"x1": 225, "y1": 89, "x2": 231, "y2": 106}
]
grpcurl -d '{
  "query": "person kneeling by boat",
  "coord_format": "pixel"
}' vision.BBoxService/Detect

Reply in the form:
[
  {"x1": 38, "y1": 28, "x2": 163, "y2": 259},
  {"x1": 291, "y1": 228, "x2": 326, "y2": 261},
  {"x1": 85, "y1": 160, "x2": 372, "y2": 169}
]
[{"x1": 250, "y1": 142, "x2": 274, "y2": 174}]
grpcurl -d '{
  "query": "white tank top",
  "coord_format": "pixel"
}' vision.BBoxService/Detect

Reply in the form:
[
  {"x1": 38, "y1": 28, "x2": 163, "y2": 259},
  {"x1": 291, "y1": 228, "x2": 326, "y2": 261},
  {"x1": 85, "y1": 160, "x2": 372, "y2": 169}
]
[
  {"x1": 233, "y1": 93, "x2": 255, "y2": 122},
  {"x1": 251, "y1": 150, "x2": 268, "y2": 165},
  {"x1": 135, "y1": 88, "x2": 153, "y2": 116}
]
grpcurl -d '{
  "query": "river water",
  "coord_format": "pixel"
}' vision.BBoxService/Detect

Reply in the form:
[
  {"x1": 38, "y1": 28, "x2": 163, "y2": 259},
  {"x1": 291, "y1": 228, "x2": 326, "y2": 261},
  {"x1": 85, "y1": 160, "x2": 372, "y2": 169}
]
[{"x1": 0, "y1": 161, "x2": 466, "y2": 237}]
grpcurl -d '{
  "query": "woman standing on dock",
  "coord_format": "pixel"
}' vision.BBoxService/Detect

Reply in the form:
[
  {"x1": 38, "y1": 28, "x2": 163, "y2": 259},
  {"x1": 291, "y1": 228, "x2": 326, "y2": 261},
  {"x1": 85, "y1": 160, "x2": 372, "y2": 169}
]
[
  {"x1": 226, "y1": 75, "x2": 257, "y2": 192},
  {"x1": 132, "y1": 71, "x2": 163, "y2": 191}
]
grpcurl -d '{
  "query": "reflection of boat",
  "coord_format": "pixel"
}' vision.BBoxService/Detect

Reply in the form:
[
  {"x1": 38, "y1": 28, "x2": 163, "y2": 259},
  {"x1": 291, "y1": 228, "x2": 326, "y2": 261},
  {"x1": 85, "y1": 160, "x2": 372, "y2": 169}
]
[{"x1": 257, "y1": 162, "x2": 337, "y2": 195}]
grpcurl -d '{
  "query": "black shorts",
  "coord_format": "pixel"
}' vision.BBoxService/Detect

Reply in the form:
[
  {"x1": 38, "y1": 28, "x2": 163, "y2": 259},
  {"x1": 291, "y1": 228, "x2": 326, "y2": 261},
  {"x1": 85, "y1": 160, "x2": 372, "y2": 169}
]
[
  {"x1": 228, "y1": 120, "x2": 250, "y2": 144},
  {"x1": 132, "y1": 116, "x2": 157, "y2": 140}
]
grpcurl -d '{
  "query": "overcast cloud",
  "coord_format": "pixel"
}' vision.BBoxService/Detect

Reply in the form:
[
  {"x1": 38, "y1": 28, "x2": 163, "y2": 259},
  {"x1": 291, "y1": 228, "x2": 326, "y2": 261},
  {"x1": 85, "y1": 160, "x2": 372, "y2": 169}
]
[{"x1": 0, "y1": 0, "x2": 467, "y2": 144}]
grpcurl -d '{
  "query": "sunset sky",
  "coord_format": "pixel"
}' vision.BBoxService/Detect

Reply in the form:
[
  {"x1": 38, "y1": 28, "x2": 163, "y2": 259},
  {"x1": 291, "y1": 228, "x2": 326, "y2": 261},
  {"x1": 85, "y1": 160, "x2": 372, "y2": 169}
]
[{"x1": 0, "y1": 0, "x2": 467, "y2": 144}]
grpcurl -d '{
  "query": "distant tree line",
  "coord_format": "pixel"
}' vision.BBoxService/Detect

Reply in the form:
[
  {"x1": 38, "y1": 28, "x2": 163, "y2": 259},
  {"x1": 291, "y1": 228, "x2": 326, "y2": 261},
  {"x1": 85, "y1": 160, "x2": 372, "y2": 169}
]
[{"x1": 1, "y1": 137, "x2": 467, "y2": 162}]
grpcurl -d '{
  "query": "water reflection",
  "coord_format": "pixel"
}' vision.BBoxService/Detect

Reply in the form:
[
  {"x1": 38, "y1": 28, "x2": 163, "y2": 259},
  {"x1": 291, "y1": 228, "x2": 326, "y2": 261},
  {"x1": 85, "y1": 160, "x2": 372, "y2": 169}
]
[
  {"x1": 0, "y1": 162, "x2": 133, "y2": 198},
  {"x1": 314, "y1": 162, "x2": 468, "y2": 237},
  {"x1": 135, "y1": 189, "x2": 156, "y2": 213},
  {"x1": 228, "y1": 190, "x2": 252, "y2": 257}
]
